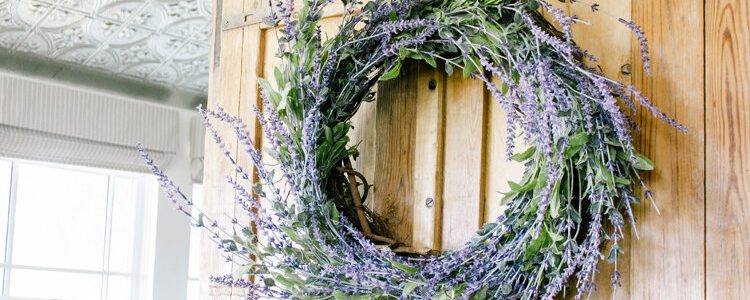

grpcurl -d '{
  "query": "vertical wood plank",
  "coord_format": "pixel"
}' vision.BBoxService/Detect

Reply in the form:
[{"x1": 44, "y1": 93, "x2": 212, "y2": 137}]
[
  {"x1": 630, "y1": 1, "x2": 705, "y2": 299},
  {"x1": 483, "y1": 77, "x2": 524, "y2": 224},
  {"x1": 706, "y1": 0, "x2": 750, "y2": 298},
  {"x1": 566, "y1": 1, "x2": 634, "y2": 298},
  {"x1": 441, "y1": 74, "x2": 487, "y2": 250},
  {"x1": 349, "y1": 101, "x2": 378, "y2": 210},
  {"x1": 373, "y1": 63, "x2": 419, "y2": 245},
  {"x1": 202, "y1": 0, "x2": 249, "y2": 298},
  {"x1": 412, "y1": 63, "x2": 446, "y2": 251}
]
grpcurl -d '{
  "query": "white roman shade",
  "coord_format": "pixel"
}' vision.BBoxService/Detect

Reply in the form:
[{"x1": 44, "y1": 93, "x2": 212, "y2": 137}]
[
  {"x1": 190, "y1": 114, "x2": 206, "y2": 183},
  {"x1": 0, "y1": 73, "x2": 178, "y2": 173}
]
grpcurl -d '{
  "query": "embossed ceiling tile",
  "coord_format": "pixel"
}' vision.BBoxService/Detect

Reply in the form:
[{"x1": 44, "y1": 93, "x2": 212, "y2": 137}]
[
  {"x1": 38, "y1": 6, "x2": 86, "y2": 29},
  {"x1": 121, "y1": 61, "x2": 160, "y2": 79},
  {"x1": 41, "y1": 17, "x2": 91, "y2": 52},
  {"x1": 14, "y1": 30, "x2": 53, "y2": 54},
  {"x1": 15, "y1": 0, "x2": 52, "y2": 27},
  {"x1": 163, "y1": 16, "x2": 210, "y2": 42},
  {"x1": 56, "y1": 45, "x2": 99, "y2": 65},
  {"x1": 148, "y1": 63, "x2": 179, "y2": 84},
  {"x1": 0, "y1": 0, "x2": 13, "y2": 27},
  {"x1": 0, "y1": 0, "x2": 212, "y2": 94},
  {"x1": 149, "y1": 33, "x2": 187, "y2": 59},
  {"x1": 58, "y1": 0, "x2": 108, "y2": 15},
  {"x1": 0, "y1": 27, "x2": 27, "y2": 48},
  {"x1": 86, "y1": 18, "x2": 123, "y2": 44},
  {"x1": 109, "y1": 42, "x2": 161, "y2": 71},
  {"x1": 84, "y1": 47, "x2": 119, "y2": 70},
  {"x1": 109, "y1": 24, "x2": 152, "y2": 45},
  {"x1": 198, "y1": 0, "x2": 209, "y2": 16},
  {"x1": 157, "y1": 0, "x2": 205, "y2": 27},
  {"x1": 171, "y1": 56, "x2": 207, "y2": 79},
  {"x1": 171, "y1": 41, "x2": 207, "y2": 60},
  {"x1": 95, "y1": 0, "x2": 148, "y2": 25},
  {"x1": 87, "y1": 20, "x2": 152, "y2": 47},
  {"x1": 119, "y1": 1, "x2": 166, "y2": 30}
]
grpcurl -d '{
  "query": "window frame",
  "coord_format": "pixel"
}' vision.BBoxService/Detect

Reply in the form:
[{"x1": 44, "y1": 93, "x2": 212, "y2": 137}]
[{"x1": 0, "y1": 158, "x2": 157, "y2": 300}]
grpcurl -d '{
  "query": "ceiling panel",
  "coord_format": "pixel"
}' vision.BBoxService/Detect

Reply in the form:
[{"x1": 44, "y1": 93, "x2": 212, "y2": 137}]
[{"x1": 0, "y1": 0, "x2": 211, "y2": 93}]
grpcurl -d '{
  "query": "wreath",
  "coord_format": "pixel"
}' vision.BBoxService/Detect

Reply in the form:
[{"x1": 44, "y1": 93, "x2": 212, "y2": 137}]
[{"x1": 140, "y1": 0, "x2": 685, "y2": 299}]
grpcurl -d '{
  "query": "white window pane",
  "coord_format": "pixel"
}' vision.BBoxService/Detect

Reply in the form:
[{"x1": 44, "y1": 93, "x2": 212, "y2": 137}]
[
  {"x1": 188, "y1": 185, "x2": 203, "y2": 278},
  {"x1": 0, "y1": 159, "x2": 11, "y2": 264},
  {"x1": 106, "y1": 275, "x2": 131, "y2": 300},
  {"x1": 12, "y1": 163, "x2": 109, "y2": 271},
  {"x1": 9, "y1": 268, "x2": 102, "y2": 300},
  {"x1": 186, "y1": 279, "x2": 200, "y2": 300},
  {"x1": 109, "y1": 177, "x2": 136, "y2": 273}
]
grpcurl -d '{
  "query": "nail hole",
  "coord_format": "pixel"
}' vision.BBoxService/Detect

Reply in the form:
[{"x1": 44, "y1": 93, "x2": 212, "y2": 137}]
[{"x1": 428, "y1": 79, "x2": 437, "y2": 90}]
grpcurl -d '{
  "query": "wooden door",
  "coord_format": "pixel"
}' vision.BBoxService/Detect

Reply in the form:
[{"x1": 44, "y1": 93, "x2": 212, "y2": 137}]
[{"x1": 201, "y1": 0, "x2": 749, "y2": 299}]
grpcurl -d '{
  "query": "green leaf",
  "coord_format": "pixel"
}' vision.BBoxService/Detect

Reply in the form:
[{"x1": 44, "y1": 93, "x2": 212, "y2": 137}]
[
  {"x1": 387, "y1": 259, "x2": 419, "y2": 274},
  {"x1": 330, "y1": 203, "x2": 340, "y2": 222},
  {"x1": 615, "y1": 176, "x2": 632, "y2": 186},
  {"x1": 389, "y1": 11, "x2": 397, "y2": 21},
  {"x1": 274, "y1": 67, "x2": 284, "y2": 88},
  {"x1": 569, "y1": 131, "x2": 589, "y2": 148},
  {"x1": 634, "y1": 152, "x2": 655, "y2": 171},
  {"x1": 527, "y1": 0, "x2": 540, "y2": 11},
  {"x1": 508, "y1": 180, "x2": 522, "y2": 191},
  {"x1": 424, "y1": 55, "x2": 437, "y2": 68},
  {"x1": 501, "y1": 82, "x2": 509, "y2": 95},
  {"x1": 511, "y1": 147, "x2": 536, "y2": 162},
  {"x1": 549, "y1": 188, "x2": 560, "y2": 218},
  {"x1": 546, "y1": 225, "x2": 564, "y2": 242},
  {"x1": 324, "y1": 125, "x2": 333, "y2": 142},
  {"x1": 333, "y1": 291, "x2": 369, "y2": 300},
  {"x1": 470, "y1": 286, "x2": 489, "y2": 300},
  {"x1": 463, "y1": 56, "x2": 476, "y2": 78},
  {"x1": 445, "y1": 63, "x2": 454, "y2": 76},
  {"x1": 525, "y1": 228, "x2": 550, "y2": 260},
  {"x1": 380, "y1": 62, "x2": 402, "y2": 81},
  {"x1": 402, "y1": 281, "x2": 420, "y2": 297}
]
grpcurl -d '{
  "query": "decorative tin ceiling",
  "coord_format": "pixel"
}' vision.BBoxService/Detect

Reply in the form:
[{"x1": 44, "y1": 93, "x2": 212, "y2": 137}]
[{"x1": 0, "y1": 0, "x2": 211, "y2": 93}]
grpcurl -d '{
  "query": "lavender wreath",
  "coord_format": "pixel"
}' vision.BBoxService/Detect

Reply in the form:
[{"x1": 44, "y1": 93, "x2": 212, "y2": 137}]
[{"x1": 140, "y1": 0, "x2": 685, "y2": 299}]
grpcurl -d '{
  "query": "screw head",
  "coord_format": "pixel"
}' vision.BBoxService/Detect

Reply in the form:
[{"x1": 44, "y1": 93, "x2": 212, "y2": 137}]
[
  {"x1": 425, "y1": 197, "x2": 434, "y2": 208},
  {"x1": 620, "y1": 64, "x2": 632, "y2": 76}
]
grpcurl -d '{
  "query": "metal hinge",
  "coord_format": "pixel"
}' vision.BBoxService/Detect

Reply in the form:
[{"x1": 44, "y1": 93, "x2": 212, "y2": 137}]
[{"x1": 222, "y1": 8, "x2": 272, "y2": 31}]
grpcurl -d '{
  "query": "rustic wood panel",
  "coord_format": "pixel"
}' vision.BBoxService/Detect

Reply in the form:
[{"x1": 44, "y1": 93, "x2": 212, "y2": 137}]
[
  {"x1": 203, "y1": 0, "x2": 257, "y2": 298},
  {"x1": 204, "y1": 1, "x2": 750, "y2": 299},
  {"x1": 349, "y1": 101, "x2": 378, "y2": 210},
  {"x1": 630, "y1": 0, "x2": 705, "y2": 299},
  {"x1": 706, "y1": 0, "x2": 750, "y2": 298},
  {"x1": 566, "y1": 1, "x2": 634, "y2": 298},
  {"x1": 373, "y1": 63, "x2": 419, "y2": 245},
  {"x1": 412, "y1": 63, "x2": 446, "y2": 251},
  {"x1": 482, "y1": 77, "x2": 524, "y2": 225},
  {"x1": 441, "y1": 74, "x2": 487, "y2": 250}
]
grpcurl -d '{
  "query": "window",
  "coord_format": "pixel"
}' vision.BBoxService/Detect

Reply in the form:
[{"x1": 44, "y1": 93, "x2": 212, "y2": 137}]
[
  {"x1": 0, "y1": 159, "x2": 158, "y2": 300},
  {"x1": 186, "y1": 184, "x2": 204, "y2": 300}
]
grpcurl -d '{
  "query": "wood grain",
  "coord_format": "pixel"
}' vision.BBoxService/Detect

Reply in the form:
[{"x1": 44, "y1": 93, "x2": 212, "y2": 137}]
[
  {"x1": 706, "y1": 0, "x2": 750, "y2": 298},
  {"x1": 566, "y1": 1, "x2": 634, "y2": 298},
  {"x1": 630, "y1": 1, "x2": 705, "y2": 299},
  {"x1": 201, "y1": 1, "x2": 750, "y2": 298},
  {"x1": 412, "y1": 63, "x2": 446, "y2": 251},
  {"x1": 483, "y1": 77, "x2": 524, "y2": 225},
  {"x1": 441, "y1": 74, "x2": 487, "y2": 250},
  {"x1": 202, "y1": 0, "x2": 252, "y2": 298},
  {"x1": 373, "y1": 63, "x2": 419, "y2": 245}
]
